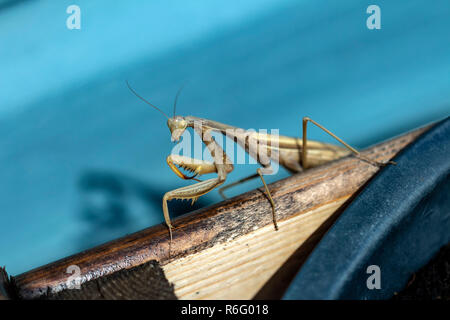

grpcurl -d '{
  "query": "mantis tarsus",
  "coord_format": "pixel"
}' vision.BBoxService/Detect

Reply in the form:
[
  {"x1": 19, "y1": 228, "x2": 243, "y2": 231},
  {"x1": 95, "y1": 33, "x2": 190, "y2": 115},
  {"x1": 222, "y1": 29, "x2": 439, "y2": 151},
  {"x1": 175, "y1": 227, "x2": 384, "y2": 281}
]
[{"x1": 127, "y1": 82, "x2": 393, "y2": 243}]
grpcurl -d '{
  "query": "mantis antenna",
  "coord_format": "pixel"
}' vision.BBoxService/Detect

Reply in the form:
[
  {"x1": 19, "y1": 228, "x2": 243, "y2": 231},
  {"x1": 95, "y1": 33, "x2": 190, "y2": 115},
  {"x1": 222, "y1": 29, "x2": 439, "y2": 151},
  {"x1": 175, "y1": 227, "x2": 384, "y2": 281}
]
[
  {"x1": 126, "y1": 81, "x2": 170, "y2": 119},
  {"x1": 173, "y1": 83, "x2": 187, "y2": 118}
]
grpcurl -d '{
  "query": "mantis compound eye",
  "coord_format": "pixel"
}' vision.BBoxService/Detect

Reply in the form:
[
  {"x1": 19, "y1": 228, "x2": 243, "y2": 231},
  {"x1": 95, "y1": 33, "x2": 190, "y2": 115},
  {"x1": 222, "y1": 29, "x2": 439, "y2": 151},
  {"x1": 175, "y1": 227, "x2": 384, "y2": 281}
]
[{"x1": 168, "y1": 117, "x2": 187, "y2": 142}]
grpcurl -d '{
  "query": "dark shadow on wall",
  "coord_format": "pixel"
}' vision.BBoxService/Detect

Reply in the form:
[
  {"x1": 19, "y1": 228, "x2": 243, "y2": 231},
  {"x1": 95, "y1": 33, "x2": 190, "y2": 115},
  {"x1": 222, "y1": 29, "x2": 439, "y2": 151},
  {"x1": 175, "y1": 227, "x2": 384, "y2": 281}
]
[
  {"x1": 75, "y1": 170, "x2": 212, "y2": 250},
  {"x1": 0, "y1": 0, "x2": 31, "y2": 12}
]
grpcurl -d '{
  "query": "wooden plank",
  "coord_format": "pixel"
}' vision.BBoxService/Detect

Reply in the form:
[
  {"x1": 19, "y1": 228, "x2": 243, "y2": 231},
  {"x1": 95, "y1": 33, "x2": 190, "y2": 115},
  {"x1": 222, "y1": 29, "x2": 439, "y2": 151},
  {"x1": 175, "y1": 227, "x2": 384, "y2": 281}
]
[
  {"x1": 164, "y1": 198, "x2": 348, "y2": 299},
  {"x1": 13, "y1": 124, "x2": 431, "y2": 299}
]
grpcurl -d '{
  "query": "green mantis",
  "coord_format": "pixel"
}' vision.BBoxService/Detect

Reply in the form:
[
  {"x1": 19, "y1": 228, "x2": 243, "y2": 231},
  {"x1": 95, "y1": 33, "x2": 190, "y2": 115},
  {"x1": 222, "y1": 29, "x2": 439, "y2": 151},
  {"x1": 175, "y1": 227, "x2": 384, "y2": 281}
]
[{"x1": 127, "y1": 82, "x2": 392, "y2": 242}]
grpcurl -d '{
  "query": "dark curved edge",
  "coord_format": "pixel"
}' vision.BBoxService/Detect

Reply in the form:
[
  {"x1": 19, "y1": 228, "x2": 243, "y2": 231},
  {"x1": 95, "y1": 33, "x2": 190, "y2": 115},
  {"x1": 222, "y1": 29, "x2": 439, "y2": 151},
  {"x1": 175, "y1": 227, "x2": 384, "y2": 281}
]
[{"x1": 283, "y1": 116, "x2": 450, "y2": 300}]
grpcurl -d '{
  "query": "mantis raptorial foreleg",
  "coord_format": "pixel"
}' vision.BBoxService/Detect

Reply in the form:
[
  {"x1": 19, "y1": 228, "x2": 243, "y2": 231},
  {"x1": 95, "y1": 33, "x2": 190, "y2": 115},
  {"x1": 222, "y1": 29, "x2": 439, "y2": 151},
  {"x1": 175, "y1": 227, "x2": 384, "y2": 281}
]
[
  {"x1": 166, "y1": 154, "x2": 216, "y2": 181},
  {"x1": 163, "y1": 176, "x2": 226, "y2": 242},
  {"x1": 163, "y1": 138, "x2": 231, "y2": 240}
]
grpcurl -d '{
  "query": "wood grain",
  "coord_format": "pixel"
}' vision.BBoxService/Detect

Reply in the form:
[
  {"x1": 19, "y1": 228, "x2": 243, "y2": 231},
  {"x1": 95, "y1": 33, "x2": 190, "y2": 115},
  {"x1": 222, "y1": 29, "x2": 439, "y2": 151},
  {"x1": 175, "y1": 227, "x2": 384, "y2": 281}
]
[
  {"x1": 164, "y1": 198, "x2": 349, "y2": 299},
  {"x1": 13, "y1": 124, "x2": 431, "y2": 299}
]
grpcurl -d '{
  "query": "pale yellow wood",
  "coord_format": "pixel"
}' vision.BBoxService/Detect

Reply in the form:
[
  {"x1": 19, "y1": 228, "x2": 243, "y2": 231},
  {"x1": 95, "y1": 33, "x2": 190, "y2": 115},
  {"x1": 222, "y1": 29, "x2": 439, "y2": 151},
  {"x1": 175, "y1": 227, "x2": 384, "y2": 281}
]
[{"x1": 163, "y1": 197, "x2": 349, "y2": 299}]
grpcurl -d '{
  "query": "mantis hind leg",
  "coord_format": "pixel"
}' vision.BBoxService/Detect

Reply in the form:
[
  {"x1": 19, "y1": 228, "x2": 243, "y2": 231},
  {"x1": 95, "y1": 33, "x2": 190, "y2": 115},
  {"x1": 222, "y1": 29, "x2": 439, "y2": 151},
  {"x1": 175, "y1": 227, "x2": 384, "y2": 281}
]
[{"x1": 301, "y1": 117, "x2": 396, "y2": 169}]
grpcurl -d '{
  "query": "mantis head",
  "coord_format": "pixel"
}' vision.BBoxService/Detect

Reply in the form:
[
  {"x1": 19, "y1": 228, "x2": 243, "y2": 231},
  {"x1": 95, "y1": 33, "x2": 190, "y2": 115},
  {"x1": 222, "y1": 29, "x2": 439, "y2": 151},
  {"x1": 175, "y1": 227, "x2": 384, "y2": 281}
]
[
  {"x1": 126, "y1": 81, "x2": 188, "y2": 142},
  {"x1": 167, "y1": 116, "x2": 188, "y2": 142}
]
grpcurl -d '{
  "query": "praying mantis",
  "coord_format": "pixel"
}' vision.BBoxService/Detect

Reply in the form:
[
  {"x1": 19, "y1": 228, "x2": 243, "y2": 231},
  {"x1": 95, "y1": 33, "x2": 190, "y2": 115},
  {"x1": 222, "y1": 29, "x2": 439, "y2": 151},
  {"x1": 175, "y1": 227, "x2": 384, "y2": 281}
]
[{"x1": 127, "y1": 82, "x2": 393, "y2": 242}]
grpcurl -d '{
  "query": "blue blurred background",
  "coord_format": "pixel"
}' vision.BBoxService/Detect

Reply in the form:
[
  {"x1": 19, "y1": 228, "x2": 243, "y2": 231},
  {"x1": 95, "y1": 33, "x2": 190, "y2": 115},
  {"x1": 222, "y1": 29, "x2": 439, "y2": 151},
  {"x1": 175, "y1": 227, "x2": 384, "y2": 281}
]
[{"x1": 0, "y1": 0, "x2": 449, "y2": 275}]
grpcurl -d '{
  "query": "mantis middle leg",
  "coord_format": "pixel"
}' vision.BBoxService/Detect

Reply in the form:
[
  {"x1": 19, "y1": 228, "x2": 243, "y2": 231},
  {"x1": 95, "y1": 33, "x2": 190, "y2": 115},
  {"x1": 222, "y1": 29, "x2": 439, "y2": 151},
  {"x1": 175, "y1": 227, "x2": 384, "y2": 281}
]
[{"x1": 219, "y1": 168, "x2": 278, "y2": 231}]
